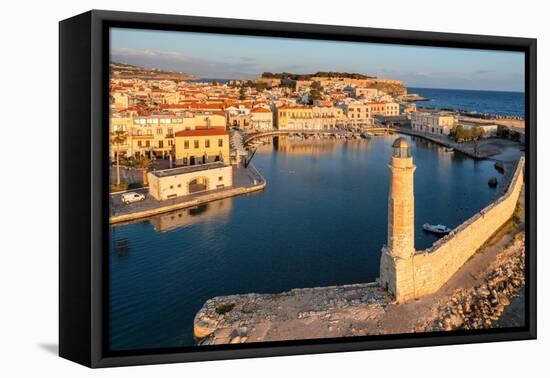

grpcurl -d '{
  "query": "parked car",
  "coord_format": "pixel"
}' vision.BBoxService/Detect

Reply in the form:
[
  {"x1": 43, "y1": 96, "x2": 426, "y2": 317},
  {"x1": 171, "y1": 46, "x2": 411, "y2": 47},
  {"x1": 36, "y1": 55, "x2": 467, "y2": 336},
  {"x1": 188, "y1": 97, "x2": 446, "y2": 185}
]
[{"x1": 121, "y1": 192, "x2": 146, "y2": 204}]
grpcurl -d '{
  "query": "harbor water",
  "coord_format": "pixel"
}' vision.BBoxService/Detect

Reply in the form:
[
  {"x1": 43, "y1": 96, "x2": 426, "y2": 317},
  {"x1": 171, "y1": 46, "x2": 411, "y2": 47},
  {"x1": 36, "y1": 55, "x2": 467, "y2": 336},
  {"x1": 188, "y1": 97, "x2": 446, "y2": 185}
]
[{"x1": 109, "y1": 135, "x2": 502, "y2": 351}]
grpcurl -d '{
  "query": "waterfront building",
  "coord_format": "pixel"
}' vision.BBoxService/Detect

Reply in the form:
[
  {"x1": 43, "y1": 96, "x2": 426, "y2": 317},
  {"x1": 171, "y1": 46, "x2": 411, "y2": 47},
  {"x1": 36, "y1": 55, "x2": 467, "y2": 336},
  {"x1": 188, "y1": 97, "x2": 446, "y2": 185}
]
[
  {"x1": 174, "y1": 127, "x2": 230, "y2": 165},
  {"x1": 275, "y1": 105, "x2": 344, "y2": 130},
  {"x1": 368, "y1": 101, "x2": 400, "y2": 117},
  {"x1": 312, "y1": 106, "x2": 346, "y2": 129},
  {"x1": 275, "y1": 105, "x2": 313, "y2": 130},
  {"x1": 147, "y1": 162, "x2": 233, "y2": 201},
  {"x1": 458, "y1": 119, "x2": 499, "y2": 137},
  {"x1": 340, "y1": 102, "x2": 372, "y2": 127},
  {"x1": 109, "y1": 112, "x2": 228, "y2": 160},
  {"x1": 411, "y1": 111, "x2": 457, "y2": 136},
  {"x1": 249, "y1": 107, "x2": 274, "y2": 131}
]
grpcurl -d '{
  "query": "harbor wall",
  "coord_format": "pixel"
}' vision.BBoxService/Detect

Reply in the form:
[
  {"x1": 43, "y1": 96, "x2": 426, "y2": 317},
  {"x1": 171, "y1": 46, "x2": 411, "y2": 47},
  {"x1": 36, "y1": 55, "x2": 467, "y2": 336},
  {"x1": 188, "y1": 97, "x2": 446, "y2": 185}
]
[{"x1": 380, "y1": 157, "x2": 524, "y2": 301}]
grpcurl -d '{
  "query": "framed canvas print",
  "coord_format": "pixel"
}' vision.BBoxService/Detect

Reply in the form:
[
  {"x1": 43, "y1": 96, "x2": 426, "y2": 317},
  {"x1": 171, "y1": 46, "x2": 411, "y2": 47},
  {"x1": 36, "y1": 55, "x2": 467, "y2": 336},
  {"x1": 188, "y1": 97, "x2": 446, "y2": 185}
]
[{"x1": 59, "y1": 10, "x2": 537, "y2": 368}]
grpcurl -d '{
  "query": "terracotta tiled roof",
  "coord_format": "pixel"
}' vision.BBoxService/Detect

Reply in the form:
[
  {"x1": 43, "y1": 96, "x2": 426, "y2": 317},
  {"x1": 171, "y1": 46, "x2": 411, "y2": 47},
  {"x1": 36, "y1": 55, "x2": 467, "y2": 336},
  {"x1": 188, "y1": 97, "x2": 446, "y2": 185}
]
[
  {"x1": 175, "y1": 128, "x2": 228, "y2": 137},
  {"x1": 251, "y1": 107, "x2": 271, "y2": 113}
]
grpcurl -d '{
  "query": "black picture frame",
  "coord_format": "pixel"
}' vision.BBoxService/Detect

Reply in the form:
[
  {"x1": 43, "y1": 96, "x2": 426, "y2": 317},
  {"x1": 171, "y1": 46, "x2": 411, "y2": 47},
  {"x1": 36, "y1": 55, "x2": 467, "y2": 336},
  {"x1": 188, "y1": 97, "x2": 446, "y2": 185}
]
[{"x1": 59, "y1": 9, "x2": 537, "y2": 368}]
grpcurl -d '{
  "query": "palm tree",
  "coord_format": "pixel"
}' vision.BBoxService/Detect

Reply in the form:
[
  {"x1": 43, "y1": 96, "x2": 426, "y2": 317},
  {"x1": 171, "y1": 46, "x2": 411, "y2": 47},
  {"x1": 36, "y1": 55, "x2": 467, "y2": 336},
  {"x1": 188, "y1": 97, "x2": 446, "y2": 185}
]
[
  {"x1": 110, "y1": 130, "x2": 127, "y2": 186},
  {"x1": 136, "y1": 156, "x2": 152, "y2": 186}
]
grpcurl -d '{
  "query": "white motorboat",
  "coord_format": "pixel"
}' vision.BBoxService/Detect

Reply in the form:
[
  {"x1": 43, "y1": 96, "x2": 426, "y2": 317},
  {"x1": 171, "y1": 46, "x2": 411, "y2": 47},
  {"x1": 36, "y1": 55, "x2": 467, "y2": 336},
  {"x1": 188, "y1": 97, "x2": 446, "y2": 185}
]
[{"x1": 423, "y1": 223, "x2": 452, "y2": 234}]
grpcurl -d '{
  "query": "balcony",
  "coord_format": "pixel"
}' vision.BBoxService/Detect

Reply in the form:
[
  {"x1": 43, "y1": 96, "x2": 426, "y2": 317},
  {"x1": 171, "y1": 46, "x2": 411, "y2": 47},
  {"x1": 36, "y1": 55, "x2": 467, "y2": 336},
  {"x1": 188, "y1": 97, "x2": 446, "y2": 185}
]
[{"x1": 131, "y1": 133, "x2": 154, "y2": 139}]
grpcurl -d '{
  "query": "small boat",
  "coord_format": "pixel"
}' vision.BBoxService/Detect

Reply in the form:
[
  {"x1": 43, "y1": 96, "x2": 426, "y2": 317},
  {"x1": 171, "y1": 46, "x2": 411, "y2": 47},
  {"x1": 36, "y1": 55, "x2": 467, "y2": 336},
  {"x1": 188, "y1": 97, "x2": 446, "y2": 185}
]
[
  {"x1": 423, "y1": 223, "x2": 452, "y2": 234},
  {"x1": 444, "y1": 147, "x2": 454, "y2": 152}
]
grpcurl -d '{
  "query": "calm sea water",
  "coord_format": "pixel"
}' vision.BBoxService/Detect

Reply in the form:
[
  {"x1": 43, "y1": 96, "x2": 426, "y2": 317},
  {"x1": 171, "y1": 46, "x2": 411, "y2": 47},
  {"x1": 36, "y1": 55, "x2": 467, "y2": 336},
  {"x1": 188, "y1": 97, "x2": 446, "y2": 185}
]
[
  {"x1": 409, "y1": 87, "x2": 525, "y2": 118},
  {"x1": 109, "y1": 135, "x2": 502, "y2": 351}
]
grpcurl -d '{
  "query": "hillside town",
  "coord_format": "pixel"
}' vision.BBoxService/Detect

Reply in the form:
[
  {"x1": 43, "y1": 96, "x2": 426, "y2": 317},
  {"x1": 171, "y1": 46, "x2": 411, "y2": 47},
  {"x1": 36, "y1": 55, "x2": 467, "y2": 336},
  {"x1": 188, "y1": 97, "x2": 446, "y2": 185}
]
[{"x1": 109, "y1": 63, "x2": 524, "y2": 217}]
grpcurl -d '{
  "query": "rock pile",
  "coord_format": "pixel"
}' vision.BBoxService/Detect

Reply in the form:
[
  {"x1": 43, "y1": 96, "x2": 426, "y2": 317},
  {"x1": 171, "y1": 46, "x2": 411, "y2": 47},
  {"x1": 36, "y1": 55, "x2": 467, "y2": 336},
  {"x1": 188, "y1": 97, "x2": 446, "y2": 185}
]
[{"x1": 430, "y1": 234, "x2": 525, "y2": 331}]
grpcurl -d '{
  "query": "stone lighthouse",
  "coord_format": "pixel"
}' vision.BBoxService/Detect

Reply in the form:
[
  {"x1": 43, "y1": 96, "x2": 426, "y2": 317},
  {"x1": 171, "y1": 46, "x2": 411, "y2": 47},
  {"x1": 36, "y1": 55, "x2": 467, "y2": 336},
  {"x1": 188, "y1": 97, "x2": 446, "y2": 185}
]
[{"x1": 379, "y1": 137, "x2": 417, "y2": 301}]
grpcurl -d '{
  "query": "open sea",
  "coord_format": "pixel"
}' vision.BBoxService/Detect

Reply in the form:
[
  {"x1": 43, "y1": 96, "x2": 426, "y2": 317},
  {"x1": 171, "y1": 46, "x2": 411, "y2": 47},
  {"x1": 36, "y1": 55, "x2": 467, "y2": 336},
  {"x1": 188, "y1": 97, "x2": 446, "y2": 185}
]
[{"x1": 409, "y1": 87, "x2": 525, "y2": 118}]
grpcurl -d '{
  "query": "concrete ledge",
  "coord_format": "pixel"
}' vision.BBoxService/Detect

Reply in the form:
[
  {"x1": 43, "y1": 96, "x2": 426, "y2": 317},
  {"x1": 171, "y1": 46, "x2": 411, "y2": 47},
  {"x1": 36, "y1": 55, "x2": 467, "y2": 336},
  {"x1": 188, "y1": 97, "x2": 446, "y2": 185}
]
[{"x1": 109, "y1": 181, "x2": 266, "y2": 225}]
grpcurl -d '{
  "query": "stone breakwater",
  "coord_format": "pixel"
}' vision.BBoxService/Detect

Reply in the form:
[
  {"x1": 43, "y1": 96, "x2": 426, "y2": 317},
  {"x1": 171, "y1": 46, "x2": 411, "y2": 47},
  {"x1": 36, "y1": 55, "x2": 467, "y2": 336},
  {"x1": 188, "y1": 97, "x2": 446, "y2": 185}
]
[
  {"x1": 194, "y1": 230, "x2": 525, "y2": 344},
  {"x1": 427, "y1": 233, "x2": 525, "y2": 331}
]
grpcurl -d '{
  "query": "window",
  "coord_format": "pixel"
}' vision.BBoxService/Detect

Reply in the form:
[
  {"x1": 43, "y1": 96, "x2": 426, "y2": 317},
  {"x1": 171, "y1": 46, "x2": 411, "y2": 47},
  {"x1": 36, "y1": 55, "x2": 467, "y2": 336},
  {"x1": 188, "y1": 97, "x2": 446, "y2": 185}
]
[
  {"x1": 205, "y1": 139, "x2": 210, "y2": 148},
  {"x1": 146, "y1": 129, "x2": 152, "y2": 135},
  {"x1": 170, "y1": 185, "x2": 174, "y2": 189},
  {"x1": 158, "y1": 140, "x2": 164, "y2": 148},
  {"x1": 145, "y1": 141, "x2": 150, "y2": 147},
  {"x1": 168, "y1": 140, "x2": 173, "y2": 146},
  {"x1": 177, "y1": 184, "x2": 181, "y2": 188},
  {"x1": 218, "y1": 176, "x2": 223, "y2": 181},
  {"x1": 194, "y1": 140, "x2": 199, "y2": 149},
  {"x1": 218, "y1": 138, "x2": 223, "y2": 147},
  {"x1": 137, "y1": 141, "x2": 142, "y2": 147},
  {"x1": 157, "y1": 128, "x2": 162, "y2": 135},
  {"x1": 184, "y1": 141, "x2": 189, "y2": 149}
]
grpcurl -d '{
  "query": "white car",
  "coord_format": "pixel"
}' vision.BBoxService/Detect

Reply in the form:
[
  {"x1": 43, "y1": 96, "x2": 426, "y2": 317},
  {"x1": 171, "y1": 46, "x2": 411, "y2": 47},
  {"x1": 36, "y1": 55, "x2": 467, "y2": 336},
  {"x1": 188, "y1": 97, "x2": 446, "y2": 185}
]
[{"x1": 121, "y1": 192, "x2": 146, "y2": 204}]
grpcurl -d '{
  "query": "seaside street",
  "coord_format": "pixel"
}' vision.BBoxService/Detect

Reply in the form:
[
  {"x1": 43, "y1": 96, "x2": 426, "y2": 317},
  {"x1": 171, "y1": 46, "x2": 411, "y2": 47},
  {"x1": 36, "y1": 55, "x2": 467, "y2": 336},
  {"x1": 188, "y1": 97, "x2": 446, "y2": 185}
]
[{"x1": 110, "y1": 163, "x2": 265, "y2": 224}]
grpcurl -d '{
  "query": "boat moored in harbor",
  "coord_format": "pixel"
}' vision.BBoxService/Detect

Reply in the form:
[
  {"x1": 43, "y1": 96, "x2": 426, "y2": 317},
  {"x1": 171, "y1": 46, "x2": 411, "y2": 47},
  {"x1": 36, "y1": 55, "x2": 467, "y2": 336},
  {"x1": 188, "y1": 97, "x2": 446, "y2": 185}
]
[{"x1": 423, "y1": 223, "x2": 452, "y2": 234}]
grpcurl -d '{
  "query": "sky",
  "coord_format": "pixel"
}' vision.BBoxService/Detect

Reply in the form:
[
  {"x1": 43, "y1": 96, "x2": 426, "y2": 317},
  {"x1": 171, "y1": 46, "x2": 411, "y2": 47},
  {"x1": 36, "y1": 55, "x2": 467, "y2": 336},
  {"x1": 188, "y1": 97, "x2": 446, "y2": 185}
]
[{"x1": 110, "y1": 28, "x2": 525, "y2": 92}]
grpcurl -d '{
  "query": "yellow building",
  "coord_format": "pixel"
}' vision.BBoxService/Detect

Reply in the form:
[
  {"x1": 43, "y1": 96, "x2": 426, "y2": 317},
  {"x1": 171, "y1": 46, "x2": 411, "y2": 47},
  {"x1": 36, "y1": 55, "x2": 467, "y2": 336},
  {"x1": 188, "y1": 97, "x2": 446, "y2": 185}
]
[
  {"x1": 174, "y1": 128, "x2": 230, "y2": 165},
  {"x1": 276, "y1": 106, "x2": 313, "y2": 130},
  {"x1": 109, "y1": 112, "x2": 228, "y2": 160},
  {"x1": 109, "y1": 116, "x2": 133, "y2": 159},
  {"x1": 128, "y1": 115, "x2": 194, "y2": 159}
]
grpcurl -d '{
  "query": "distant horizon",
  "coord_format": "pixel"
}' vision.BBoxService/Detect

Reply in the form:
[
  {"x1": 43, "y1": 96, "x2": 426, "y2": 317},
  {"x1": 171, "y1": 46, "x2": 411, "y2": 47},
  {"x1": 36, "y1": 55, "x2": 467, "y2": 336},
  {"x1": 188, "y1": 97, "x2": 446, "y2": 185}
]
[
  {"x1": 110, "y1": 61, "x2": 525, "y2": 94},
  {"x1": 110, "y1": 28, "x2": 525, "y2": 92}
]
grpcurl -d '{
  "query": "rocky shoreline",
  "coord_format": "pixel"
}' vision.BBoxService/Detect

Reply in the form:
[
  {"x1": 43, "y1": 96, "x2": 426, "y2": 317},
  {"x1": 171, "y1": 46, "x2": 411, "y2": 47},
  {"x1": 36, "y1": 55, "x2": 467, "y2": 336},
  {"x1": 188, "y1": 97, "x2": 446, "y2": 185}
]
[{"x1": 425, "y1": 233, "x2": 525, "y2": 331}]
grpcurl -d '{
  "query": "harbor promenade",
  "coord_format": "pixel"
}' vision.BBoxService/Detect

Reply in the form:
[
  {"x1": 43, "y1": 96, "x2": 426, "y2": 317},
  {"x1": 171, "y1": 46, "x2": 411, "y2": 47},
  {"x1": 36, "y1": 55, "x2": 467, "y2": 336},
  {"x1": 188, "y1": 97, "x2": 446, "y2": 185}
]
[
  {"x1": 394, "y1": 126, "x2": 523, "y2": 162},
  {"x1": 109, "y1": 163, "x2": 265, "y2": 224}
]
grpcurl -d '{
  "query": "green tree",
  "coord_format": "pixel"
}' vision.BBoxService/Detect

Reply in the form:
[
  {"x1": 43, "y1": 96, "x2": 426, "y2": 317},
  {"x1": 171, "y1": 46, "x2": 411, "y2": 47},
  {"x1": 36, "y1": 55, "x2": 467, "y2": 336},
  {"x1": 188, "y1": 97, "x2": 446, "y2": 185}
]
[
  {"x1": 471, "y1": 126, "x2": 485, "y2": 140},
  {"x1": 239, "y1": 86, "x2": 247, "y2": 100},
  {"x1": 110, "y1": 130, "x2": 127, "y2": 186}
]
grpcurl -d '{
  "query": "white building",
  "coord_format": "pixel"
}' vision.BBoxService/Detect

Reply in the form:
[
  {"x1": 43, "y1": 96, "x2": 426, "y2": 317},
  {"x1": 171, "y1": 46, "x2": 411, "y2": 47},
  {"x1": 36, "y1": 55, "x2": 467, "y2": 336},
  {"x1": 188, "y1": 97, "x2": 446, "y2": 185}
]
[
  {"x1": 411, "y1": 111, "x2": 457, "y2": 136},
  {"x1": 147, "y1": 162, "x2": 233, "y2": 201},
  {"x1": 459, "y1": 120, "x2": 499, "y2": 137},
  {"x1": 249, "y1": 107, "x2": 273, "y2": 131}
]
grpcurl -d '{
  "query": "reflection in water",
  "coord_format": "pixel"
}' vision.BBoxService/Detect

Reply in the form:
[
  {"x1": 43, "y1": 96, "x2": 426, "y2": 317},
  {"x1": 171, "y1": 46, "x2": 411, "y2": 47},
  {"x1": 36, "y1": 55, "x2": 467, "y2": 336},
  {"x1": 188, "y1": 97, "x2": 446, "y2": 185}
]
[
  {"x1": 109, "y1": 135, "x2": 502, "y2": 351},
  {"x1": 112, "y1": 236, "x2": 130, "y2": 259},
  {"x1": 148, "y1": 200, "x2": 233, "y2": 233},
  {"x1": 273, "y1": 136, "x2": 339, "y2": 155}
]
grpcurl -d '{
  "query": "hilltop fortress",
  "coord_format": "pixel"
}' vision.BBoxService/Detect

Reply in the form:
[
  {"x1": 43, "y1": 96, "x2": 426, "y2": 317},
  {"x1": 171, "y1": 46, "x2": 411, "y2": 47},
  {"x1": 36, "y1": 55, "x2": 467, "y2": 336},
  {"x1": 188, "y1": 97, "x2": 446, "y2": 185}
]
[{"x1": 255, "y1": 72, "x2": 407, "y2": 96}]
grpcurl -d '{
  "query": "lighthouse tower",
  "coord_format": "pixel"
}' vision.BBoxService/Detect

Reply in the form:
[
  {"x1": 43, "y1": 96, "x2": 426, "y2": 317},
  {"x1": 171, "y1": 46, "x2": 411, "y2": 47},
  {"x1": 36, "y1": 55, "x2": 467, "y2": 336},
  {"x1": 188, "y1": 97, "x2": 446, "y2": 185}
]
[{"x1": 379, "y1": 137, "x2": 417, "y2": 300}]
